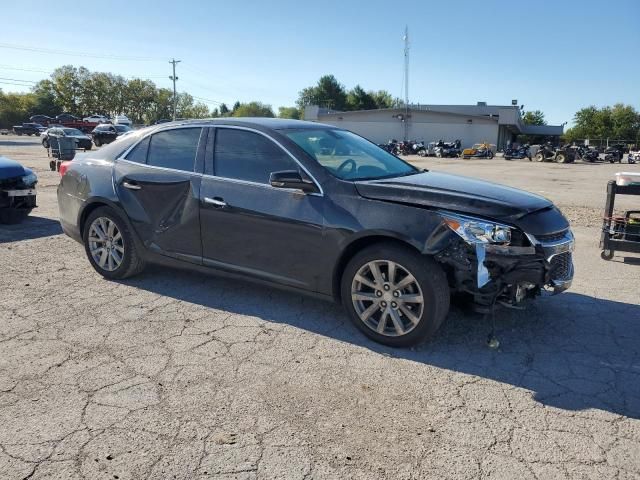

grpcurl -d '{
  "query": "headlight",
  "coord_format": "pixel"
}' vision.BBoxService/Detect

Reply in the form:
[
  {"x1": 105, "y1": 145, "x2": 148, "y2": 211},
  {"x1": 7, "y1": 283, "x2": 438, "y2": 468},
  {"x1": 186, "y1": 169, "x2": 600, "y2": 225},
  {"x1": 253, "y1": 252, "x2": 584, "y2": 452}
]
[
  {"x1": 21, "y1": 172, "x2": 38, "y2": 187},
  {"x1": 441, "y1": 212, "x2": 512, "y2": 245}
]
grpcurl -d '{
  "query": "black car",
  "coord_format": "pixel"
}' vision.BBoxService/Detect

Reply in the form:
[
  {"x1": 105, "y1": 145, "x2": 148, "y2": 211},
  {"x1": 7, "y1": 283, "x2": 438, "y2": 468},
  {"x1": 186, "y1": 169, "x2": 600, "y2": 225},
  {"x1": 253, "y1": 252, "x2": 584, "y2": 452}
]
[
  {"x1": 57, "y1": 119, "x2": 574, "y2": 347},
  {"x1": 12, "y1": 122, "x2": 45, "y2": 136},
  {"x1": 1, "y1": 156, "x2": 37, "y2": 223},
  {"x1": 42, "y1": 127, "x2": 93, "y2": 150},
  {"x1": 91, "y1": 124, "x2": 132, "y2": 146},
  {"x1": 55, "y1": 113, "x2": 80, "y2": 122},
  {"x1": 30, "y1": 114, "x2": 53, "y2": 125}
]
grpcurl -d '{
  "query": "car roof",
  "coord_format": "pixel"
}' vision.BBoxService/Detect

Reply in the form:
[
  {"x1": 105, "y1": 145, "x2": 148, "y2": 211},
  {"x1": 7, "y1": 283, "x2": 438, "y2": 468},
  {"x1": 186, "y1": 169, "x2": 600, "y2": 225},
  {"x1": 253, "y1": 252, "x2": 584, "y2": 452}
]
[{"x1": 150, "y1": 117, "x2": 333, "y2": 131}]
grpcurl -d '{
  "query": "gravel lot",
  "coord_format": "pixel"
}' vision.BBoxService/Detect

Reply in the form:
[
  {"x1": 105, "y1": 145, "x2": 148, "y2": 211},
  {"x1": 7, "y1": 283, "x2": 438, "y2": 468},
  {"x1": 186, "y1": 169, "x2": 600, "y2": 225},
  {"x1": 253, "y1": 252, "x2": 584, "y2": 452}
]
[{"x1": 1, "y1": 136, "x2": 639, "y2": 479}]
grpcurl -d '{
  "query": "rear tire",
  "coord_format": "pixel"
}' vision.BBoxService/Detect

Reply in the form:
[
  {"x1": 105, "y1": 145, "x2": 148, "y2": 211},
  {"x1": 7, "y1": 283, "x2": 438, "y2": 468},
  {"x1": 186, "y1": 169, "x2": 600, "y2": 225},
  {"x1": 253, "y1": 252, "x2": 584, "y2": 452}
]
[
  {"x1": 535, "y1": 153, "x2": 544, "y2": 162},
  {"x1": 340, "y1": 243, "x2": 450, "y2": 347},
  {"x1": 83, "y1": 206, "x2": 145, "y2": 280}
]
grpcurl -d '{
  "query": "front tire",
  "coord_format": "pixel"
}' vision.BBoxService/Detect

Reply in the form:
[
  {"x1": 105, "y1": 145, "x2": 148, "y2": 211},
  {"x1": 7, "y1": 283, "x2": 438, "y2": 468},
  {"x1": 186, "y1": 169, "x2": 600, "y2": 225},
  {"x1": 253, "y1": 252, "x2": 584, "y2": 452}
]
[
  {"x1": 83, "y1": 207, "x2": 145, "y2": 279},
  {"x1": 341, "y1": 244, "x2": 450, "y2": 347}
]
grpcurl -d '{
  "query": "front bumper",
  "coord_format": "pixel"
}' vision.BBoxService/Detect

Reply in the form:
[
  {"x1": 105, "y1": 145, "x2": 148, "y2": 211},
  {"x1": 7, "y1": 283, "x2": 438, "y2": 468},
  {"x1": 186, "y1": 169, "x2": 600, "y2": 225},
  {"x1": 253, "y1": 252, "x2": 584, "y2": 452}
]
[
  {"x1": 436, "y1": 227, "x2": 575, "y2": 307},
  {"x1": 0, "y1": 188, "x2": 37, "y2": 209}
]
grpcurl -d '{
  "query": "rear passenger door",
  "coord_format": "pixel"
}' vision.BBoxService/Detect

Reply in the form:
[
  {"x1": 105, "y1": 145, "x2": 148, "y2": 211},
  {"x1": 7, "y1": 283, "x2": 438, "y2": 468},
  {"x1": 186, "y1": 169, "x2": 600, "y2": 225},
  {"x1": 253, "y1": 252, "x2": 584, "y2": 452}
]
[
  {"x1": 114, "y1": 127, "x2": 206, "y2": 263},
  {"x1": 199, "y1": 127, "x2": 325, "y2": 291}
]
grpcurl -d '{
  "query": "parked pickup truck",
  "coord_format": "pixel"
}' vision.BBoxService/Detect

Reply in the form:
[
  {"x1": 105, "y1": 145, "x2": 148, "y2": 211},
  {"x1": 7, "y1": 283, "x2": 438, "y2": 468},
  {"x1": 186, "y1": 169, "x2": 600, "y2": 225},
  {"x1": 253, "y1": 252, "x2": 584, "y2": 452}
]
[
  {"x1": 13, "y1": 123, "x2": 45, "y2": 136},
  {"x1": 0, "y1": 156, "x2": 37, "y2": 223}
]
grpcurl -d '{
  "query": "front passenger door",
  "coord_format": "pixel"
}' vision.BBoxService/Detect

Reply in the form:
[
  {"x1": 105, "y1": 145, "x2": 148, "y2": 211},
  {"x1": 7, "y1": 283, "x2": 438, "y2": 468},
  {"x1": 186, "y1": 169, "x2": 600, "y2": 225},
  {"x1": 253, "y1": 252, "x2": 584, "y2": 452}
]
[
  {"x1": 114, "y1": 127, "x2": 205, "y2": 263},
  {"x1": 199, "y1": 127, "x2": 326, "y2": 291}
]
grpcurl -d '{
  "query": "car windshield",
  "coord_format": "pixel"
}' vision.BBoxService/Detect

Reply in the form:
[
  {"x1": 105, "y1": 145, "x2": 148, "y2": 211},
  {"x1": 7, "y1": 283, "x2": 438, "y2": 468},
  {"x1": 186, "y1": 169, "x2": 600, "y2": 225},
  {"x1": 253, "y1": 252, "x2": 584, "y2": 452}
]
[
  {"x1": 284, "y1": 128, "x2": 419, "y2": 181},
  {"x1": 63, "y1": 128, "x2": 83, "y2": 135},
  {"x1": 115, "y1": 125, "x2": 131, "y2": 132}
]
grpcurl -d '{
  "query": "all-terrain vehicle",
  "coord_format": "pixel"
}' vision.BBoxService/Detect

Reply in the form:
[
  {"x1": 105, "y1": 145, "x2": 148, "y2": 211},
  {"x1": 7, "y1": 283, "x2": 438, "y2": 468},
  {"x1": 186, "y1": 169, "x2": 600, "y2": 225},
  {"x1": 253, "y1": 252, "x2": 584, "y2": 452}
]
[{"x1": 534, "y1": 144, "x2": 575, "y2": 163}]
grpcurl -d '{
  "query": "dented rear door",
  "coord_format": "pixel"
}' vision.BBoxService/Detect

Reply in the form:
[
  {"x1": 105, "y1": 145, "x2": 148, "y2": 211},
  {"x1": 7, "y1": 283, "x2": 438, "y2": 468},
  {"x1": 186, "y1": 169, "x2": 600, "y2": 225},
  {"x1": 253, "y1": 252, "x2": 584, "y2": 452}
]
[{"x1": 114, "y1": 127, "x2": 205, "y2": 264}]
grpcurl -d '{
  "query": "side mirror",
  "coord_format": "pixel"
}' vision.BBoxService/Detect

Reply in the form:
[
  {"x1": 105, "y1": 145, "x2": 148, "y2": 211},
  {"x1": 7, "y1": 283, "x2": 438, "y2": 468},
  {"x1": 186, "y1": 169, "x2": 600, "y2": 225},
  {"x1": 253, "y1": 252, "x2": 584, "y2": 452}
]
[{"x1": 269, "y1": 170, "x2": 318, "y2": 193}]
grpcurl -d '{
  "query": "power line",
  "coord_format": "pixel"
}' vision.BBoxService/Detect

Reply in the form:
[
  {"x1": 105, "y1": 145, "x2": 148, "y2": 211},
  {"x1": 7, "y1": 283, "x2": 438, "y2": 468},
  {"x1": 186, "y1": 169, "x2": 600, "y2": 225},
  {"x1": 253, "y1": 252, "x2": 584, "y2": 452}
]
[
  {"x1": 0, "y1": 77, "x2": 36, "y2": 84},
  {"x1": 0, "y1": 65, "x2": 52, "y2": 74},
  {"x1": 191, "y1": 94, "x2": 223, "y2": 106},
  {"x1": 0, "y1": 42, "x2": 163, "y2": 61},
  {"x1": 0, "y1": 81, "x2": 34, "y2": 88}
]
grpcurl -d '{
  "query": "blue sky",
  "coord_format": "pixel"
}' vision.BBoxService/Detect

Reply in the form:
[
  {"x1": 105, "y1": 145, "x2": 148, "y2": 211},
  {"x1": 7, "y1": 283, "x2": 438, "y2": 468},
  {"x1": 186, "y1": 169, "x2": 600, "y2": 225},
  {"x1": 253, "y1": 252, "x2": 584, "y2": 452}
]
[{"x1": 0, "y1": 0, "x2": 638, "y2": 125}]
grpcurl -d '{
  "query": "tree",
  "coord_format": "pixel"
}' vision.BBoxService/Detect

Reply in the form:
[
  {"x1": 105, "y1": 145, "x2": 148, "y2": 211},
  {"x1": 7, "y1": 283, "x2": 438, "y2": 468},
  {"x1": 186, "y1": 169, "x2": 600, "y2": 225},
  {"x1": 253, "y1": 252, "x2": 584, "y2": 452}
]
[
  {"x1": 522, "y1": 110, "x2": 546, "y2": 125},
  {"x1": 346, "y1": 85, "x2": 377, "y2": 111},
  {"x1": 231, "y1": 101, "x2": 274, "y2": 117},
  {"x1": 0, "y1": 90, "x2": 33, "y2": 128},
  {"x1": 610, "y1": 103, "x2": 640, "y2": 140},
  {"x1": 370, "y1": 90, "x2": 396, "y2": 109},
  {"x1": 296, "y1": 74, "x2": 347, "y2": 110},
  {"x1": 278, "y1": 106, "x2": 301, "y2": 119},
  {"x1": 231, "y1": 101, "x2": 241, "y2": 114},
  {"x1": 563, "y1": 104, "x2": 639, "y2": 143},
  {"x1": 219, "y1": 103, "x2": 229, "y2": 116}
]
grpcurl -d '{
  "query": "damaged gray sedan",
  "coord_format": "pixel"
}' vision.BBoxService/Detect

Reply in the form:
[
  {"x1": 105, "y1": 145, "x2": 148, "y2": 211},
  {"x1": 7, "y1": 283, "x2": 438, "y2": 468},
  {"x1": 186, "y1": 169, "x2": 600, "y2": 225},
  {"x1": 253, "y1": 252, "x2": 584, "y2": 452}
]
[{"x1": 58, "y1": 119, "x2": 574, "y2": 347}]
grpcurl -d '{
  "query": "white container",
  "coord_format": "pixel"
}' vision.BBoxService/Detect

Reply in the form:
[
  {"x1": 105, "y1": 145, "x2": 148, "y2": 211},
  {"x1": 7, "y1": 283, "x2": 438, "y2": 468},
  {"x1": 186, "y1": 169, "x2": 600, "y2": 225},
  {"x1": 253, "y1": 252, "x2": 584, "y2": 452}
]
[{"x1": 615, "y1": 172, "x2": 640, "y2": 186}]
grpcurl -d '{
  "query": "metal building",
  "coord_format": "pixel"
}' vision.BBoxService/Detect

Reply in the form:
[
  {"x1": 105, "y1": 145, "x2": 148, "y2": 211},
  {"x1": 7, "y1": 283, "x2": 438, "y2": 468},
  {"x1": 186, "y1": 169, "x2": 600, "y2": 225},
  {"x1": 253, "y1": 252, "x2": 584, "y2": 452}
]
[{"x1": 304, "y1": 103, "x2": 564, "y2": 149}]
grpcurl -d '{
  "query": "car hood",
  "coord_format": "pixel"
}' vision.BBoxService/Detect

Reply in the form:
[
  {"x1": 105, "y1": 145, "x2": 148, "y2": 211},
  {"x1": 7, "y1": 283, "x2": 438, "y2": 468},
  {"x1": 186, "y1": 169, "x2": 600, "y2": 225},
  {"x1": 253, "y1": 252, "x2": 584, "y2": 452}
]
[
  {"x1": 0, "y1": 156, "x2": 27, "y2": 180},
  {"x1": 67, "y1": 134, "x2": 91, "y2": 140},
  {"x1": 355, "y1": 171, "x2": 553, "y2": 222}
]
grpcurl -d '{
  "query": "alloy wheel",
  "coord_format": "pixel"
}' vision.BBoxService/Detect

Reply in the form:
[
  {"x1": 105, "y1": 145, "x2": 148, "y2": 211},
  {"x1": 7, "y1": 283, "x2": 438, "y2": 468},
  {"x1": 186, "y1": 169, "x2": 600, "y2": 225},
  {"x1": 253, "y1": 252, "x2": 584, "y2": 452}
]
[
  {"x1": 87, "y1": 217, "x2": 124, "y2": 272},
  {"x1": 351, "y1": 260, "x2": 424, "y2": 337}
]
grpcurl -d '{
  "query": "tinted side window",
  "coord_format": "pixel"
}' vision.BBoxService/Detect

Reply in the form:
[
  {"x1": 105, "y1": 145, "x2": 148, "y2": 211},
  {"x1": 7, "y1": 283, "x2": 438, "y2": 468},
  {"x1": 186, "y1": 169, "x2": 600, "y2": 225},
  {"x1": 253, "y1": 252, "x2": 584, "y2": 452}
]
[
  {"x1": 214, "y1": 129, "x2": 297, "y2": 184},
  {"x1": 126, "y1": 136, "x2": 150, "y2": 164},
  {"x1": 147, "y1": 128, "x2": 202, "y2": 172}
]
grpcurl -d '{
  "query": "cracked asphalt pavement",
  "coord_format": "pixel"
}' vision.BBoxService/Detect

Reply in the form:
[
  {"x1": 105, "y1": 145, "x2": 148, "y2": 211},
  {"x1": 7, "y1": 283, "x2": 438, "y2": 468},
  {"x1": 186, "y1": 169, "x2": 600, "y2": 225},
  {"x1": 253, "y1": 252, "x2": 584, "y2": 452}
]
[{"x1": 1, "y1": 137, "x2": 639, "y2": 479}]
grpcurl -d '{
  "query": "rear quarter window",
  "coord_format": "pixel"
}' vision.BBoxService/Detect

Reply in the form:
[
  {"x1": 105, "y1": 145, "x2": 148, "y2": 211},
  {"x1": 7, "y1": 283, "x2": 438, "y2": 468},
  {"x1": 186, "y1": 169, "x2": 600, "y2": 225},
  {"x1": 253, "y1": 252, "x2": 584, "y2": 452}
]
[{"x1": 99, "y1": 135, "x2": 140, "y2": 160}]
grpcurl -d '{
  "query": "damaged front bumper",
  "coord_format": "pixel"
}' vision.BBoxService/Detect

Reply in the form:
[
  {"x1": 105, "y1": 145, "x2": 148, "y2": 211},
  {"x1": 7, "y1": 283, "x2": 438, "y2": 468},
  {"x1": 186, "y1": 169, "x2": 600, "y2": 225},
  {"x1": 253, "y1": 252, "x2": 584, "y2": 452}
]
[{"x1": 435, "y1": 227, "x2": 575, "y2": 309}]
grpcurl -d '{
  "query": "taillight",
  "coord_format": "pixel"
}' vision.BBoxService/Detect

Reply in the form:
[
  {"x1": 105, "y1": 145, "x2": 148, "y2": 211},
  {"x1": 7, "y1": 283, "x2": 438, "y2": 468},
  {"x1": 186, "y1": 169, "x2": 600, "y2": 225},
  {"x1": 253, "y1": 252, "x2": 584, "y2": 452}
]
[{"x1": 59, "y1": 161, "x2": 72, "y2": 176}]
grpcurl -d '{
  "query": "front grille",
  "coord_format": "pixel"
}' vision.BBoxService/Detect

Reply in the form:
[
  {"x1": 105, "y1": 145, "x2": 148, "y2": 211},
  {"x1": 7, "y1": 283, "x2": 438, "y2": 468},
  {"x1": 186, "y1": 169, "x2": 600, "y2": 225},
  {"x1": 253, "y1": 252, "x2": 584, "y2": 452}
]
[
  {"x1": 535, "y1": 229, "x2": 569, "y2": 243},
  {"x1": 549, "y1": 252, "x2": 573, "y2": 281}
]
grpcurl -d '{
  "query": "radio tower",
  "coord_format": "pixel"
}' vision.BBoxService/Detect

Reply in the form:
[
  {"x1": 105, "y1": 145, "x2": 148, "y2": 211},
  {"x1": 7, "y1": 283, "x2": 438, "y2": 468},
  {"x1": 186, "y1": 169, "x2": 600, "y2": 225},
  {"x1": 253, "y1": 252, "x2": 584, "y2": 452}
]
[{"x1": 403, "y1": 26, "x2": 410, "y2": 141}]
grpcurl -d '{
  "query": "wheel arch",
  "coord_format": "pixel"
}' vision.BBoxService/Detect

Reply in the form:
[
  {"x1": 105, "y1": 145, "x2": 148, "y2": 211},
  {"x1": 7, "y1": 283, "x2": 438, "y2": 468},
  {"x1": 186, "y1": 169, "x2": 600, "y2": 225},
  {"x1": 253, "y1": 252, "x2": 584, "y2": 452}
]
[
  {"x1": 331, "y1": 234, "x2": 423, "y2": 302},
  {"x1": 78, "y1": 198, "x2": 131, "y2": 239}
]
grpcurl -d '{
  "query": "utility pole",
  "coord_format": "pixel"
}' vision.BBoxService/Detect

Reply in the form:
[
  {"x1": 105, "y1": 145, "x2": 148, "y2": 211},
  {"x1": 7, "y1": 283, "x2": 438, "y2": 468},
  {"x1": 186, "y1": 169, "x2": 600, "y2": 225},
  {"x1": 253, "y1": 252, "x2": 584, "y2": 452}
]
[
  {"x1": 169, "y1": 58, "x2": 181, "y2": 121},
  {"x1": 403, "y1": 26, "x2": 410, "y2": 141}
]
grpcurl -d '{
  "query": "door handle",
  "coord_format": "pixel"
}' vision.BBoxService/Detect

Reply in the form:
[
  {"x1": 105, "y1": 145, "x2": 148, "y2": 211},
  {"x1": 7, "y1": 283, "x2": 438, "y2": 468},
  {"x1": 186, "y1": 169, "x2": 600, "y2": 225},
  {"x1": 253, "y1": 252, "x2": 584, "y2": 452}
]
[
  {"x1": 122, "y1": 181, "x2": 141, "y2": 190},
  {"x1": 204, "y1": 197, "x2": 227, "y2": 207}
]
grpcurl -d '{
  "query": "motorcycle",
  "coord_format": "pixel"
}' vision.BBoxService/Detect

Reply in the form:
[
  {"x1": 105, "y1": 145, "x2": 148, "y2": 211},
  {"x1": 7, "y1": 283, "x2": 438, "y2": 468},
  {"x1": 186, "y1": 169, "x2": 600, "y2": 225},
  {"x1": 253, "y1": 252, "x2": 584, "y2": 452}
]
[
  {"x1": 580, "y1": 148, "x2": 600, "y2": 163},
  {"x1": 434, "y1": 140, "x2": 461, "y2": 158},
  {"x1": 604, "y1": 146, "x2": 624, "y2": 163},
  {"x1": 378, "y1": 139, "x2": 398, "y2": 154},
  {"x1": 504, "y1": 144, "x2": 532, "y2": 161},
  {"x1": 412, "y1": 141, "x2": 427, "y2": 156}
]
